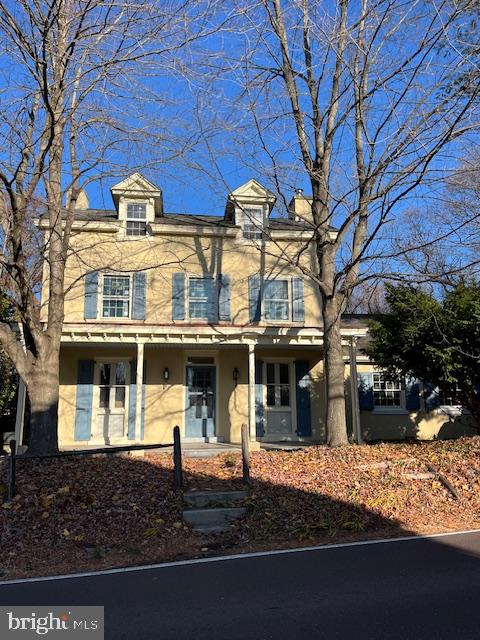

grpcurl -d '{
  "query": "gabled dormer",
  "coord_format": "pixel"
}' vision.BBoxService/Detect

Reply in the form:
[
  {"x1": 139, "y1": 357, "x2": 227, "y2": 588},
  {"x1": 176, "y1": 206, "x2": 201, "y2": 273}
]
[
  {"x1": 111, "y1": 173, "x2": 163, "y2": 237},
  {"x1": 225, "y1": 179, "x2": 276, "y2": 240}
]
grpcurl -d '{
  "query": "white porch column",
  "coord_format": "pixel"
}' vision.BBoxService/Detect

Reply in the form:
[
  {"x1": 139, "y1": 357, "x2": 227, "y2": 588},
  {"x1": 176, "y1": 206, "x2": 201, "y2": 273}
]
[
  {"x1": 14, "y1": 378, "x2": 26, "y2": 453},
  {"x1": 349, "y1": 338, "x2": 363, "y2": 444},
  {"x1": 135, "y1": 341, "x2": 144, "y2": 441},
  {"x1": 248, "y1": 343, "x2": 256, "y2": 440}
]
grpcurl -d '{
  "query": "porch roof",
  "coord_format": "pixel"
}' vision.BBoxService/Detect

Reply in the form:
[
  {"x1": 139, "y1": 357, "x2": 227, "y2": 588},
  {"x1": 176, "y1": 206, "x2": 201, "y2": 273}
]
[{"x1": 60, "y1": 322, "x2": 368, "y2": 347}]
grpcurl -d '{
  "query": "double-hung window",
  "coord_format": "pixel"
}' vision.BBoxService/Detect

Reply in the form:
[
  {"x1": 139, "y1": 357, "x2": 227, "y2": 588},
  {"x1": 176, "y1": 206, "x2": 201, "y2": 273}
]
[
  {"x1": 188, "y1": 277, "x2": 215, "y2": 320},
  {"x1": 264, "y1": 280, "x2": 290, "y2": 321},
  {"x1": 102, "y1": 275, "x2": 131, "y2": 318},
  {"x1": 242, "y1": 207, "x2": 264, "y2": 240},
  {"x1": 126, "y1": 202, "x2": 147, "y2": 236},
  {"x1": 373, "y1": 372, "x2": 403, "y2": 408}
]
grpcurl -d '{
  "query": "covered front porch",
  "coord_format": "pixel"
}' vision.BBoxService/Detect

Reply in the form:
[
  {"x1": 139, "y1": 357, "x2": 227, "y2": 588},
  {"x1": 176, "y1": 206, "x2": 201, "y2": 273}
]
[{"x1": 15, "y1": 323, "x2": 368, "y2": 450}]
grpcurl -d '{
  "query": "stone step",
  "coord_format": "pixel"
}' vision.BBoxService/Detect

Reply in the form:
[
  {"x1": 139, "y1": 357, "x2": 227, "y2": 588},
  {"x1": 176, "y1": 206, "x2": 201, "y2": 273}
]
[
  {"x1": 184, "y1": 490, "x2": 247, "y2": 509},
  {"x1": 183, "y1": 506, "x2": 247, "y2": 529}
]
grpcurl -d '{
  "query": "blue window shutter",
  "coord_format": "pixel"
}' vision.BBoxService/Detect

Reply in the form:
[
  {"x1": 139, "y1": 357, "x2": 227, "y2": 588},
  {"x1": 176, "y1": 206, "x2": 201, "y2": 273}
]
[
  {"x1": 249, "y1": 275, "x2": 261, "y2": 322},
  {"x1": 424, "y1": 381, "x2": 442, "y2": 411},
  {"x1": 358, "y1": 372, "x2": 374, "y2": 411},
  {"x1": 255, "y1": 359, "x2": 265, "y2": 436},
  {"x1": 295, "y1": 360, "x2": 312, "y2": 436},
  {"x1": 132, "y1": 272, "x2": 146, "y2": 320},
  {"x1": 206, "y1": 278, "x2": 217, "y2": 323},
  {"x1": 129, "y1": 360, "x2": 147, "y2": 440},
  {"x1": 218, "y1": 274, "x2": 231, "y2": 321},
  {"x1": 128, "y1": 360, "x2": 137, "y2": 440},
  {"x1": 74, "y1": 360, "x2": 94, "y2": 440},
  {"x1": 172, "y1": 273, "x2": 185, "y2": 320},
  {"x1": 405, "y1": 377, "x2": 420, "y2": 411},
  {"x1": 292, "y1": 278, "x2": 305, "y2": 322},
  {"x1": 84, "y1": 272, "x2": 98, "y2": 319}
]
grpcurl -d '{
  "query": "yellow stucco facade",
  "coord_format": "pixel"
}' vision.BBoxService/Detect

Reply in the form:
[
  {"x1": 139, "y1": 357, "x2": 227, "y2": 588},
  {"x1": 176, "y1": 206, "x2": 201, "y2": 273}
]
[{"x1": 41, "y1": 174, "x2": 472, "y2": 448}]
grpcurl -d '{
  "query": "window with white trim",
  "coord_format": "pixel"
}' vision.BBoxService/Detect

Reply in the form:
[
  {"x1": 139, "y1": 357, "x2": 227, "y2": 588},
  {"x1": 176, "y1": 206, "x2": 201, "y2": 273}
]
[
  {"x1": 242, "y1": 207, "x2": 264, "y2": 240},
  {"x1": 102, "y1": 275, "x2": 131, "y2": 318},
  {"x1": 373, "y1": 372, "x2": 403, "y2": 407},
  {"x1": 126, "y1": 202, "x2": 147, "y2": 236},
  {"x1": 264, "y1": 279, "x2": 290, "y2": 321},
  {"x1": 188, "y1": 277, "x2": 215, "y2": 319}
]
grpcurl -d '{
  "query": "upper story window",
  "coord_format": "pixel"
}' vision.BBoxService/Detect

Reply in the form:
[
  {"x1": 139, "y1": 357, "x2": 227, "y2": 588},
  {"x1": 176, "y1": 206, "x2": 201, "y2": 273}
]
[
  {"x1": 242, "y1": 207, "x2": 264, "y2": 240},
  {"x1": 264, "y1": 280, "x2": 290, "y2": 320},
  {"x1": 126, "y1": 202, "x2": 147, "y2": 236},
  {"x1": 102, "y1": 275, "x2": 131, "y2": 318},
  {"x1": 188, "y1": 277, "x2": 214, "y2": 319},
  {"x1": 373, "y1": 372, "x2": 403, "y2": 408}
]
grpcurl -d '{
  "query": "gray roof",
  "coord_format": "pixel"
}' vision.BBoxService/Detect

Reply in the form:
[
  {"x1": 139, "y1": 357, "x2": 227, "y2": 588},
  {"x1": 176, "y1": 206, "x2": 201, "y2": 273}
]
[{"x1": 63, "y1": 208, "x2": 332, "y2": 232}]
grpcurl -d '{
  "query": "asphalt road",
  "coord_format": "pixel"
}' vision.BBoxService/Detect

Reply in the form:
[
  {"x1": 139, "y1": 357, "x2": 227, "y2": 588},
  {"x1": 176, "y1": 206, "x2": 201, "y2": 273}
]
[{"x1": 1, "y1": 531, "x2": 480, "y2": 639}]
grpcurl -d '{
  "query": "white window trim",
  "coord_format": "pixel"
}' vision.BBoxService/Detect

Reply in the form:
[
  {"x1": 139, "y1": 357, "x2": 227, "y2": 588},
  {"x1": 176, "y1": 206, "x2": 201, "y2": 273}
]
[
  {"x1": 185, "y1": 274, "x2": 217, "y2": 322},
  {"x1": 236, "y1": 204, "x2": 267, "y2": 242},
  {"x1": 372, "y1": 370, "x2": 408, "y2": 414},
  {"x1": 101, "y1": 273, "x2": 133, "y2": 320},
  {"x1": 262, "y1": 277, "x2": 294, "y2": 323},
  {"x1": 119, "y1": 197, "x2": 153, "y2": 239}
]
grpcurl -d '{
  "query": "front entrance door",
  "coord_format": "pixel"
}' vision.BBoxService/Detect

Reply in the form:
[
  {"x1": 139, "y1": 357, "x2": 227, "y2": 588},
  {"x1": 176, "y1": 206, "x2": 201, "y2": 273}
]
[
  {"x1": 186, "y1": 365, "x2": 216, "y2": 438},
  {"x1": 264, "y1": 361, "x2": 294, "y2": 438},
  {"x1": 96, "y1": 361, "x2": 128, "y2": 443}
]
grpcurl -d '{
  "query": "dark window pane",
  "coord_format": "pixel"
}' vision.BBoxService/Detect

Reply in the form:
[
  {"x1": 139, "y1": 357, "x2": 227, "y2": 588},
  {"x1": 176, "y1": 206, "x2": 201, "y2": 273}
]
[
  {"x1": 100, "y1": 364, "x2": 110, "y2": 387},
  {"x1": 280, "y1": 385, "x2": 290, "y2": 406},
  {"x1": 115, "y1": 362, "x2": 126, "y2": 385},
  {"x1": 266, "y1": 363, "x2": 275, "y2": 384},
  {"x1": 266, "y1": 385, "x2": 275, "y2": 406},
  {"x1": 99, "y1": 387, "x2": 110, "y2": 408},
  {"x1": 279, "y1": 363, "x2": 289, "y2": 384}
]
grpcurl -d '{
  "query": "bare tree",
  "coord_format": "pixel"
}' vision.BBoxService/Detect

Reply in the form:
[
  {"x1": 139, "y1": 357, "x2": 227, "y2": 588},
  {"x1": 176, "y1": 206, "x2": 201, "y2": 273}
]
[
  {"x1": 0, "y1": 0, "x2": 218, "y2": 454},
  {"x1": 201, "y1": 0, "x2": 480, "y2": 444}
]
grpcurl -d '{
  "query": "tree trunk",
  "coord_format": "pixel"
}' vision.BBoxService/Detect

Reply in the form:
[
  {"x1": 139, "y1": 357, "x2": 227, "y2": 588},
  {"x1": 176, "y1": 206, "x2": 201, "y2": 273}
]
[
  {"x1": 322, "y1": 297, "x2": 349, "y2": 446},
  {"x1": 25, "y1": 357, "x2": 60, "y2": 455}
]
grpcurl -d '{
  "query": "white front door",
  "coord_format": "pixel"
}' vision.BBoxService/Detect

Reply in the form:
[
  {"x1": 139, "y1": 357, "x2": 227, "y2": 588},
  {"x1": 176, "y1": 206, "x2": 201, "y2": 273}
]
[
  {"x1": 95, "y1": 361, "x2": 129, "y2": 443},
  {"x1": 264, "y1": 362, "x2": 295, "y2": 438}
]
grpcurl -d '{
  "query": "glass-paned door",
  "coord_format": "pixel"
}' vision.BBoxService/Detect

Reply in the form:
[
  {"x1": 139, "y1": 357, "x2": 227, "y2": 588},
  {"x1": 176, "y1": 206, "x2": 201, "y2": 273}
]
[
  {"x1": 96, "y1": 361, "x2": 128, "y2": 442},
  {"x1": 265, "y1": 362, "x2": 293, "y2": 437},
  {"x1": 185, "y1": 365, "x2": 216, "y2": 437}
]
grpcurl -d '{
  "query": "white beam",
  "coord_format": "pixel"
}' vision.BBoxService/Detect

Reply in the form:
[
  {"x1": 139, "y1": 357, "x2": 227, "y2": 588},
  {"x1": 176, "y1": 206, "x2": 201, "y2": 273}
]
[
  {"x1": 248, "y1": 343, "x2": 256, "y2": 440},
  {"x1": 135, "y1": 342, "x2": 144, "y2": 441},
  {"x1": 349, "y1": 338, "x2": 363, "y2": 444}
]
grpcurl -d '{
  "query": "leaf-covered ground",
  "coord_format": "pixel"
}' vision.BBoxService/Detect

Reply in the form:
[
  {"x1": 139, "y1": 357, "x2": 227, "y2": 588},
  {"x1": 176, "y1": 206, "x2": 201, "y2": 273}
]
[{"x1": 2, "y1": 438, "x2": 480, "y2": 580}]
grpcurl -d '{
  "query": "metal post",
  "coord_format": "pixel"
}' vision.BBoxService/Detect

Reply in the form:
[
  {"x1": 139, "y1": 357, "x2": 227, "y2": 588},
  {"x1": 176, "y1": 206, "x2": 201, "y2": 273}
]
[
  {"x1": 241, "y1": 423, "x2": 250, "y2": 485},
  {"x1": 173, "y1": 426, "x2": 183, "y2": 490},
  {"x1": 8, "y1": 439, "x2": 16, "y2": 501}
]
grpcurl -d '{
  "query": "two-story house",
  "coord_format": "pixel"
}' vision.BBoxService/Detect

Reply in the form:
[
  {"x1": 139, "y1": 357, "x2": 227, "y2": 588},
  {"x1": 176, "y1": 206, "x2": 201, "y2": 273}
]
[{"x1": 15, "y1": 173, "x2": 475, "y2": 450}]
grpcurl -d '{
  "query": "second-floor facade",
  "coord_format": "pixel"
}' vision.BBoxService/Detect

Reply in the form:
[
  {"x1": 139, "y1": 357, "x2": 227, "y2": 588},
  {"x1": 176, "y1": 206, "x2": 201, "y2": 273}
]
[{"x1": 40, "y1": 174, "x2": 332, "y2": 331}]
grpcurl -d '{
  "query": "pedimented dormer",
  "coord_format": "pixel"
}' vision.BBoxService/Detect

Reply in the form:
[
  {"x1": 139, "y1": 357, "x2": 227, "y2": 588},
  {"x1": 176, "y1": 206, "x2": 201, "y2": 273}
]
[
  {"x1": 111, "y1": 173, "x2": 163, "y2": 236},
  {"x1": 225, "y1": 179, "x2": 276, "y2": 239}
]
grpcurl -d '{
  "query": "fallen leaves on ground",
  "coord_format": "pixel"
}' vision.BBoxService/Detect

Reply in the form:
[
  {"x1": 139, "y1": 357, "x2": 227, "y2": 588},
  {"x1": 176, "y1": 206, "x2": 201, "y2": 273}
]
[{"x1": 2, "y1": 437, "x2": 480, "y2": 580}]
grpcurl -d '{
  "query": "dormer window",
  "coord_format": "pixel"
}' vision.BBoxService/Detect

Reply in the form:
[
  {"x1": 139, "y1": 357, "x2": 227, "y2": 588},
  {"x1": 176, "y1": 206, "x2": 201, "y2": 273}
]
[
  {"x1": 126, "y1": 202, "x2": 147, "y2": 236},
  {"x1": 242, "y1": 207, "x2": 264, "y2": 240}
]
